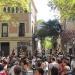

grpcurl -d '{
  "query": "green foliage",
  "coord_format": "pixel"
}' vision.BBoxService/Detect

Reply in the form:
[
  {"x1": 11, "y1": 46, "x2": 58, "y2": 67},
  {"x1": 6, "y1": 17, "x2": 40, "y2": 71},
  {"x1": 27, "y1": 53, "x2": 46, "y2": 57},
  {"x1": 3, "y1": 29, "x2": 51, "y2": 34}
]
[
  {"x1": 36, "y1": 19, "x2": 61, "y2": 37},
  {"x1": 37, "y1": 19, "x2": 44, "y2": 25},
  {"x1": 36, "y1": 19, "x2": 61, "y2": 50},
  {"x1": 0, "y1": 0, "x2": 30, "y2": 11},
  {"x1": 49, "y1": 0, "x2": 75, "y2": 20},
  {"x1": 0, "y1": 0, "x2": 30, "y2": 21},
  {"x1": 43, "y1": 37, "x2": 53, "y2": 49}
]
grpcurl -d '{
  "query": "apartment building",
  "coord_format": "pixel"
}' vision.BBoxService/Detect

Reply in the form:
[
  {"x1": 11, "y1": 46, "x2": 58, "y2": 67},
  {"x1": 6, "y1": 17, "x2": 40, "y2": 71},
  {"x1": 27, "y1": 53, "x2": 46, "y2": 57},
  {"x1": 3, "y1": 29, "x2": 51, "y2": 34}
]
[{"x1": 0, "y1": 0, "x2": 37, "y2": 57}]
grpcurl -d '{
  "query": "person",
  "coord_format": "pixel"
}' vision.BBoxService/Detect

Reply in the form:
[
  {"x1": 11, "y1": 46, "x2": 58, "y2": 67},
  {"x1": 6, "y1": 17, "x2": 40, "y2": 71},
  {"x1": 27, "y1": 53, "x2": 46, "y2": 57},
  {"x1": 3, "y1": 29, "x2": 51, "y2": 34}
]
[
  {"x1": 35, "y1": 68, "x2": 44, "y2": 75},
  {"x1": 14, "y1": 65, "x2": 21, "y2": 75},
  {"x1": 51, "y1": 66, "x2": 59, "y2": 75},
  {"x1": 32, "y1": 56, "x2": 36, "y2": 65},
  {"x1": 64, "y1": 59, "x2": 70, "y2": 75},
  {"x1": 32, "y1": 56, "x2": 36, "y2": 70},
  {"x1": 2, "y1": 60, "x2": 8, "y2": 71},
  {"x1": 49, "y1": 57, "x2": 59, "y2": 69},
  {"x1": 67, "y1": 68, "x2": 75, "y2": 75},
  {"x1": 11, "y1": 49, "x2": 15, "y2": 56},
  {"x1": 58, "y1": 57, "x2": 70, "y2": 75},
  {"x1": 71, "y1": 57, "x2": 75, "y2": 71},
  {"x1": 41, "y1": 58, "x2": 48, "y2": 75},
  {"x1": 9, "y1": 61, "x2": 19, "y2": 75},
  {"x1": 37, "y1": 61, "x2": 42, "y2": 68},
  {"x1": 22, "y1": 59, "x2": 33, "y2": 75},
  {"x1": 48, "y1": 57, "x2": 59, "y2": 75},
  {"x1": 2, "y1": 59, "x2": 8, "y2": 75},
  {"x1": 0, "y1": 64, "x2": 7, "y2": 75}
]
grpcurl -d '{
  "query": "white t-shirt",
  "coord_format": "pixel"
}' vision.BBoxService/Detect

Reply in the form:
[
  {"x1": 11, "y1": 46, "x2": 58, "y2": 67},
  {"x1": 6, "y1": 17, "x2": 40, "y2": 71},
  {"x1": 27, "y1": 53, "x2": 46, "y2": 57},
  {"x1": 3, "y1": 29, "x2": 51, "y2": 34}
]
[
  {"x1": 43, "y1": 61, "x2": 48, "y2": 71},
  {"x1": 71, "y1": 60, "x2": 75, "y2": 70},
  {"x1": 49, "y1": 61, "x2": 59, "y2": 69},
  {"x1": 32, "y1": 58, "x2": 36, "y2": 65},
  {"x1": 9, "y1": 65, "x2": 16, "y2": 75}
]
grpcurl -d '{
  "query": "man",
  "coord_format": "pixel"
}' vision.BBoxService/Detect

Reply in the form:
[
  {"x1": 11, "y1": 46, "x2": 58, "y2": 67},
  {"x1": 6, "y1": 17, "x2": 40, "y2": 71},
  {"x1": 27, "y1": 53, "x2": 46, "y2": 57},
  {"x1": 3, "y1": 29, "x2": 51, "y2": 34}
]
[
  {"x1": 14, "y1": 65, "x2": 21, "y2": 75},
  {"x1": 48, "y1": 57, "x2": 59, "y2": 75},
  {"x1": 49, "y1": 58, "x2": 59, "y2": 69},
  {"x1": 71, "y1": 57, "x2": 75, "y2": 71},
  {"x1": 9, "y1": 61, "x2": 19, "y2": 75},
  {"x1": 22, "y1": 59, "x2": 33, "y2": 75},
  {"x1": 43, "y1": 59, "x2": 48, "y2": 75}
]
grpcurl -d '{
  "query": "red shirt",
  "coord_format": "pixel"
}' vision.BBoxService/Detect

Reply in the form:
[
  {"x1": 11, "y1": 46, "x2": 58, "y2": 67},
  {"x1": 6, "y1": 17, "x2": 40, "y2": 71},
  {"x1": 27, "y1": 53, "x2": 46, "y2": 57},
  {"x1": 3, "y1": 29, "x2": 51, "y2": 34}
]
[{"x1": 0, "y1": 70, "x2": 6, "y2": 75}]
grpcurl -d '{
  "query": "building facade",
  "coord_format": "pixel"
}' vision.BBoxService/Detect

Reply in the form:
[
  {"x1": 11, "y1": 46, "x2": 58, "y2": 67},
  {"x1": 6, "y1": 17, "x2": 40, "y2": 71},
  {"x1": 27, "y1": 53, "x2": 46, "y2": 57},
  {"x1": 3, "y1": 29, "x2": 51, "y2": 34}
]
[
  {"x1": 0, "y1": 0, "x2": 37, "y2": 57},
  {"x1": 61, "y1": 20, "x2": 75, "y2": 54}
]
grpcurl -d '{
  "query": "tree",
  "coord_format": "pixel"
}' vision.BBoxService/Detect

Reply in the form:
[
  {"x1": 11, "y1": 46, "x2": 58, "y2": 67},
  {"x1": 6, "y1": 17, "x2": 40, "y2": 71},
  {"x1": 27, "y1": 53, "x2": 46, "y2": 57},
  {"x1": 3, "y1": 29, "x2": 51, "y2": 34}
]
[
  {"x1": 36, "y1": 19, "x2": 62, "y2": 50},
  {"x1": 0, "y1": 0, "x2": 30, "y2": 20},
  {"x1": 0, "y1": 0, "x2": 30, "y2": 11},
  {"x1": 36, "y1": 19, "x2": 44, "y2": 25},
  {"x1": 48, "y1": 0, "x2": 75, "y2": 20},
  {"x1": 36, "y1": 19, "x2": 62, "y2": 37},
  {"x1": 43, "y1": 37, "x2": 53, "y2": 49}
]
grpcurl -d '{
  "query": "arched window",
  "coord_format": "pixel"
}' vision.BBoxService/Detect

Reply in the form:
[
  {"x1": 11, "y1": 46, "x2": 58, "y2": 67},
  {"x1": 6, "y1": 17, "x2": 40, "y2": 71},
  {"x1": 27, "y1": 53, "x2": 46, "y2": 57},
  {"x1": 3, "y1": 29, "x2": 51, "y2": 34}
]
[
  {"x1": 19, "y1": 23, "x2": 25, "y2": 37},
  {"x1": 12, "y1": 7, "x2": 15, "y2": 13},
  {"x1": 8, "y1": 7, "x2": 11, "y2": 13},
  {"x1": 3, "y1": 7, "x2": 7, "y2": 12},
  {"x1": 16, "y1": 7, "x2": 19, "y2": 13}
]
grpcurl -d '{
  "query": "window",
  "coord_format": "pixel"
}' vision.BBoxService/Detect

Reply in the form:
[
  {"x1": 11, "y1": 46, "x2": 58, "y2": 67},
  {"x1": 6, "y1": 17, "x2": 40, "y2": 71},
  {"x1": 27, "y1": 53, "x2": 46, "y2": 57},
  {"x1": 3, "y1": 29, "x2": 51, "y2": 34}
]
[
  {"x1": 20, "y1": 7, "x2": 23, "y2": 13},
  {"x1": 2, "y1": 23, "x2": 8, "y2": 37},
  {"x1": 3, "y1": 7, "x2": 7, "y2": 12},
  {"x1": 7, "y1": 7, "x2": 11, "y2": 13},
  {"x1": 12, "y1": 7, "x2": 15, "y2": 13},
  {"x1": 24, "y1": 9, "x2": 27, "y2": 13},
  {"x1": 19, "y1": 23, "x2": 25, "y2": 37},
  {"x1": 3, "y1": 7, "x2": 24, "y2": 13},
  {"x1": 16, "y1": 7, "x2": 19, "y2": 13}
]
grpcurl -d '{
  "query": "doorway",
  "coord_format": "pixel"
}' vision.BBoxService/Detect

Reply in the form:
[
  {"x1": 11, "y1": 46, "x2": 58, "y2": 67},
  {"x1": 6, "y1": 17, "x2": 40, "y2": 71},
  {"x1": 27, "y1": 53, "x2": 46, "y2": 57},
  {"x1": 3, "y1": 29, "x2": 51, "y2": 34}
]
[{"x1": 1, "y1": 42, "x2": 9, "y2": 56}]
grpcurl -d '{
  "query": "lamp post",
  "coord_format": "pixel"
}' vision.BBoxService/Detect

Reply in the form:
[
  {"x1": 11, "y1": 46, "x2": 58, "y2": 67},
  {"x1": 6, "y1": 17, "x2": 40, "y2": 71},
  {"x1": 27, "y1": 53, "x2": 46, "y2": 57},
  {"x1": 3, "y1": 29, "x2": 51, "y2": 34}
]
[
  {"x1": 28, "y1": 41, "x2": 32, "y2": 58},
  {"x1": 64, "y1": 44, "x2": 67, "y2": 55},
  {"x1": 35, "y1": 38, "x2": 38, "y2": 58}
]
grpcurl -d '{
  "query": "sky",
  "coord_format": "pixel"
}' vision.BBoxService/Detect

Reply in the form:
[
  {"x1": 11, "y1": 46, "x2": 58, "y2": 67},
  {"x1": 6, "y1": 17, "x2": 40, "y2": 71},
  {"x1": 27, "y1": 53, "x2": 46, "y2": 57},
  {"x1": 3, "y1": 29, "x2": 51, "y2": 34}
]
[{"x1": 34, "y1": 0, "x2": 60, "y2": 21}]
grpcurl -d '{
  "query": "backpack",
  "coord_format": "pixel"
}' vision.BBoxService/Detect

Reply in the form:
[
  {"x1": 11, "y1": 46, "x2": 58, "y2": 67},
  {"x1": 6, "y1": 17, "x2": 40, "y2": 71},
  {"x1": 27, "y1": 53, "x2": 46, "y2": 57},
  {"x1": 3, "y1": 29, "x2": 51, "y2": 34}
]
[{"x1": 51, "y1": 66, "x2": 59, "y2": 75}]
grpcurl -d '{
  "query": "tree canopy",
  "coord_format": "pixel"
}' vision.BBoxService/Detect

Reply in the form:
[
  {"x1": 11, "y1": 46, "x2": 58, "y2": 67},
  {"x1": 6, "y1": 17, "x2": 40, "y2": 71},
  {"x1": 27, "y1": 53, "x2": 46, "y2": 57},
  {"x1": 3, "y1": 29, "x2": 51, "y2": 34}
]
[
  {"x1": 36, "y1": 19, "x2": 62, "y2": 37},
  {"x1": 43, "y1": 37, "x2": 53, "y2": 49},
  {"x1": 48, "y1": 0, "x2": 75, "y2": 20},
  {"x1": 0, "y1": 0, "x2": 30, "y2": 11},
  {"x1": 0, "y1": 0, "x2": 30, "y2": 20},
  {"x1": 35, "y1": 20, "x2": 61, "y2": 50}
]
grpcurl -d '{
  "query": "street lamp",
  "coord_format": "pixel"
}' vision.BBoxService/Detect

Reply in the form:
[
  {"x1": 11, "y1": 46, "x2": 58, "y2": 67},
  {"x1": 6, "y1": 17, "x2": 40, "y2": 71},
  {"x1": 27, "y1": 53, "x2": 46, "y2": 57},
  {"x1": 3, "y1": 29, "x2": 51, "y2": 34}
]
[
  {"x1": 35, "y1": 38, "x2": 38, "y2": 57},
  {"x1": 64, "y1": 44, "x2": 67, "y2": 55},
  {"x1": 35, "y1": 38, "x2": 38, "y2": 49},
  {"x1": 28, "y1": 41, "x2": 32, "y2": 58}
]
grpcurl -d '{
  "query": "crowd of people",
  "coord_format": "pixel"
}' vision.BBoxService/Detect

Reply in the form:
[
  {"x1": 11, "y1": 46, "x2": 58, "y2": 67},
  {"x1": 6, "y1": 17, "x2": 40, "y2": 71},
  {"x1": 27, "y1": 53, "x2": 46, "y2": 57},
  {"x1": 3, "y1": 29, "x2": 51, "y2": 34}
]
[{"x1": 0, "y1": 51, "x2": 75, "y2": 75}]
